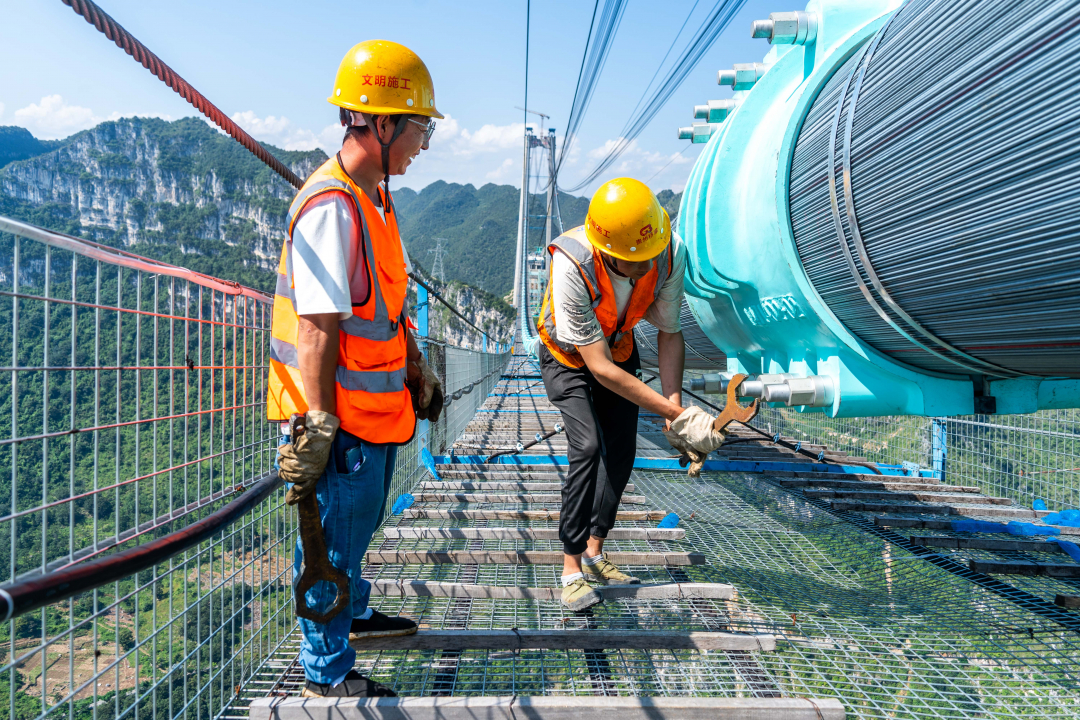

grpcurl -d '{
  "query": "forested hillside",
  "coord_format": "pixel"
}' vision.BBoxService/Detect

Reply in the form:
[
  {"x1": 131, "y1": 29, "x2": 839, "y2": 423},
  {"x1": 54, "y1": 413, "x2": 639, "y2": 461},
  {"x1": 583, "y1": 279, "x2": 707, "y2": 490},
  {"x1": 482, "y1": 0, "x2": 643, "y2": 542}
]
[{"x1": 0, "y1": 118, "x2": 679, "y2": 303}]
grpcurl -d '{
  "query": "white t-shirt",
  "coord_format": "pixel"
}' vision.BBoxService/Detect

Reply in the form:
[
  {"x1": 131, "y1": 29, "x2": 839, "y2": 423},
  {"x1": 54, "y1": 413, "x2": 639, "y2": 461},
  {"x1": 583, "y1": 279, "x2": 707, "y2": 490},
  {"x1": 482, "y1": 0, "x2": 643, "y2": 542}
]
[
  {"x1": 290, "y1": 192, "x2": 412, "y2": 319},
  {"x1": 550, "y1": 232, "x2": 686, "y2": 347}
]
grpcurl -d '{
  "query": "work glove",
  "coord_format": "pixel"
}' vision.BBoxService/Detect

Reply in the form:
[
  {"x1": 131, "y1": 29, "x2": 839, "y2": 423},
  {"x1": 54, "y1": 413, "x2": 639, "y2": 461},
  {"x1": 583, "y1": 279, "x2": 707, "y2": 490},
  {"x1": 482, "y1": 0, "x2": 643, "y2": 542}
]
[
  {"x1": 279, "y1": 411, "x2": 340, "y2": 505},
  {"x1": 663, "y1": 406, "x2": 727, "y2": 478},
  {"x1": 662, "y1": 431, "x2": 709, "y2": 478},
  {"x1": 408, "y1": 356, "x2": 444, "y2": 423}
]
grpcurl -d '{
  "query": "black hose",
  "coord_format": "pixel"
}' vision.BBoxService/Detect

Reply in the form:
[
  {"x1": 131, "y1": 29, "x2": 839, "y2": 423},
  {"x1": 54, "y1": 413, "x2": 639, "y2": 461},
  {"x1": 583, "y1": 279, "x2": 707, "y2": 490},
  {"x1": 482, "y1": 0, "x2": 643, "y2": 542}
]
[{"x1": 0, "y1": 471, "x2": 283, "y2": 621}]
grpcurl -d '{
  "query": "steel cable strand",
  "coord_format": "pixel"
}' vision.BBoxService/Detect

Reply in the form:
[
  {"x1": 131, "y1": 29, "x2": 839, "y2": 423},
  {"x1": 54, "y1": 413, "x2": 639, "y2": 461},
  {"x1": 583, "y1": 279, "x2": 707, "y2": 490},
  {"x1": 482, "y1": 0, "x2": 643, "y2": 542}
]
[
  {"x1": 59, "y1": 0, "x2": 304, "y2": 190},
  {"x1": 564, "y1": 0, "x2": 748, "y2": 192},
  {"x1": 63, "y1": 0, "x2": 503, "y2": 340},
  {"x1": 679, "y1": 386, "x2": 884, "y2": 474}
]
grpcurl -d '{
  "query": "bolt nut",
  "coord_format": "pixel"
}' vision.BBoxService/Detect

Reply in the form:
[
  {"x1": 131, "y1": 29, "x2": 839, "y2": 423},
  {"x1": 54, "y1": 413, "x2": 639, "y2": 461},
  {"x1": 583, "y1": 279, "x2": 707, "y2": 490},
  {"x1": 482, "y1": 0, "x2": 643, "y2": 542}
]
[
  {"x1": 751, "y1": 19, "x2": 773, "y2": 39},
  {"x1": 695, "y1": 99, "x2": 736, "y2": 123},
  {"x1": 718, "y1": 69, "x2": 737, "y2": 86},
  {"x1": 678, "y1": 126, "x2": 694, "y2": 140},
  {"x1": 762, "y1": 11, "x2": 818, "y2": 45},
  {"x1": 690, "y1": 123, "x2": 715, "y2": 144},
  {"x1": 733, "y1": 63, "x2": 767, "y2": 91}
]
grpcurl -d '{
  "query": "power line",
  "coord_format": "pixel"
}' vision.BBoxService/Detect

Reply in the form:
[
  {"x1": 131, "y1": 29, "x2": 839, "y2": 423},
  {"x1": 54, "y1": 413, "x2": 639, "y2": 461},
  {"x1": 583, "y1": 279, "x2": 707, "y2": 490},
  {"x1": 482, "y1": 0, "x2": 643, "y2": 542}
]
[{"x1": 563, "y1": 0, "x2": 748, "y2": 192}]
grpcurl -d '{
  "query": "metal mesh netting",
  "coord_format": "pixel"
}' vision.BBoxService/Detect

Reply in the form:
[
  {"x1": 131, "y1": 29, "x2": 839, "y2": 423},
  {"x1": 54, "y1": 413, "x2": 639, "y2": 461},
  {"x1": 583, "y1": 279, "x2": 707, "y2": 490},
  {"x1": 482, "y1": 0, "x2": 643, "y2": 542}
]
[{"x1": 241, "y1": 464, "x2": 1080, "y2": 716}]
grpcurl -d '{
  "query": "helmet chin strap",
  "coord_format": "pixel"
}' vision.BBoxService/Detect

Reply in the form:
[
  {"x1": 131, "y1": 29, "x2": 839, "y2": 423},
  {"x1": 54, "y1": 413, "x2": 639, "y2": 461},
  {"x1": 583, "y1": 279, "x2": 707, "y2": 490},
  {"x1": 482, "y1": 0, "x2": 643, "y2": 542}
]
[{"x1": 364, "y1": 113, "x2": 410, "y2": 201}]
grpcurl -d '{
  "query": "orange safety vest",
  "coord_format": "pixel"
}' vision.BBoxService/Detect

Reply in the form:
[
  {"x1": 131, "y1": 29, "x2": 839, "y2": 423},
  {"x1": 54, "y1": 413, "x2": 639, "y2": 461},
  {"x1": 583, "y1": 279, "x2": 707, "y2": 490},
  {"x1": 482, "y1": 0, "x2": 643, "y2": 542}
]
[
  {"x1": 537, "y1": 226, "x2": 672, "y2": 369},
  {"x1": 267, "y1": 156, "x2": 415, "y2": 444}
]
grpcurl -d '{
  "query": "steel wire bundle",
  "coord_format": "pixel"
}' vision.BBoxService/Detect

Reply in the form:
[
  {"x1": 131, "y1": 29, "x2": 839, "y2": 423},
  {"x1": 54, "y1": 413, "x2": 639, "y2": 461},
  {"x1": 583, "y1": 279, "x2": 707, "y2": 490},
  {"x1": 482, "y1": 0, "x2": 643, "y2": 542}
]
[{"x1": 790, "y1": 0, "x2": 1080, "y2": 377}]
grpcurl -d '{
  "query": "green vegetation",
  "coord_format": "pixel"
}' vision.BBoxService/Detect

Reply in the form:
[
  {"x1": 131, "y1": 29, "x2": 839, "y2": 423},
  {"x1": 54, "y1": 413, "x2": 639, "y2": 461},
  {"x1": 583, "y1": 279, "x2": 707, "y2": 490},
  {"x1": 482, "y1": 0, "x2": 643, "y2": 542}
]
[
  {"x1": 393, "y1": 181, "x2": 589, "y2": 298},
  {"x1": 0, "y1": 126, "x2": 66, "y2": 168}
]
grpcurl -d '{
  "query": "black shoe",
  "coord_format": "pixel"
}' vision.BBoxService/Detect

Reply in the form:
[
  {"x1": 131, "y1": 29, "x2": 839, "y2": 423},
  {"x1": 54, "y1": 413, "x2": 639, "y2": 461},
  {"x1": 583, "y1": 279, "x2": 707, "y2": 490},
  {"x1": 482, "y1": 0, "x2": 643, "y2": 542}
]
[
  {"x1": 301, "y1": 670, "x2": 396, "y2": 698},
  {"x1": 348, "y1": 611, "x2": 418, "y2": 640}
]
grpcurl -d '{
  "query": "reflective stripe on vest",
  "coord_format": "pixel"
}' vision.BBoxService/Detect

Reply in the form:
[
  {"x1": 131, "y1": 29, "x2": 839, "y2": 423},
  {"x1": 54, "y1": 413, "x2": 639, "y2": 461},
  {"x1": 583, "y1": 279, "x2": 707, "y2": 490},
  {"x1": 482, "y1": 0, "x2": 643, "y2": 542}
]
[
  {"x1": 537, "y1": 226, "x2": 672, "y2": 369},
  {"x1": 267, "y1": 156, "x2": 415, "y2": 444},
  {"x1": 336, "y1": 365, "x2": 407, "y2": 393}
]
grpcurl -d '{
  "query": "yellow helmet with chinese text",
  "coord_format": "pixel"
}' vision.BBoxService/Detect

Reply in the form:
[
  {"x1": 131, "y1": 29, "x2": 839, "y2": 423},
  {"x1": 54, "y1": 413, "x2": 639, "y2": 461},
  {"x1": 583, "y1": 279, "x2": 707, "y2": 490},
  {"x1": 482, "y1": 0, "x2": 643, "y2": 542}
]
[
  {"x1": 328, "y1": 40, "x2": 444, "y2": 119},
  {"x1": 584, "y1": 178, "x2": 670, "y2": 262}
]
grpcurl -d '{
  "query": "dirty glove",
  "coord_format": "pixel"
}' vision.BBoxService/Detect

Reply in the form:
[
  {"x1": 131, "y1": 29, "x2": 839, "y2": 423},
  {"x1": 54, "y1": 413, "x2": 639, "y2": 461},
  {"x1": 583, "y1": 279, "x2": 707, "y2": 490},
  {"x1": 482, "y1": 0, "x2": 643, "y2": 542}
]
[
  {"x1": 662, "y1": 406, "x2": 726, "y2": 477},
  {"x1": 670, "y1": 406, "x2": 727, "y2": 453},
  {"x1": 424, "y1": 383, "x2": 445, "y2": 423},
  {"x1": 408, "y1": 356, "x2": 444, "y2": 422},
  {"x1": 279, "y1": 411, "x2": 340, "y2": 505},
  {"x1": 662, "y1": 431, "x2": 709, "y2": 478}
]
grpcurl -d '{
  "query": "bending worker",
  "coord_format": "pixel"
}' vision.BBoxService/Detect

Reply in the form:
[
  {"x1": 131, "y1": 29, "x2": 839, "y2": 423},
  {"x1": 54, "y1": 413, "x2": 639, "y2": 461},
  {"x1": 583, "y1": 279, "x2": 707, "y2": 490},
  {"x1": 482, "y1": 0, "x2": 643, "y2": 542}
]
[
  {"x1": 267, "y1": 40, "x2": 444, "y2": 698},
  {"x1": 537, "y1": 178, "x2": 726, "y2": 611}
]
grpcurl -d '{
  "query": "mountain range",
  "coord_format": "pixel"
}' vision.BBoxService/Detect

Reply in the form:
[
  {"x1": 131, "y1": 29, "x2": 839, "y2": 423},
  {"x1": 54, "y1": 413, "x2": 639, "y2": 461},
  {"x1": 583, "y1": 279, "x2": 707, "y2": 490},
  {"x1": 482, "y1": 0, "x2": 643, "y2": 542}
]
[{"x1": 0, "y1": 117, "x2": 681, "y2": 304}]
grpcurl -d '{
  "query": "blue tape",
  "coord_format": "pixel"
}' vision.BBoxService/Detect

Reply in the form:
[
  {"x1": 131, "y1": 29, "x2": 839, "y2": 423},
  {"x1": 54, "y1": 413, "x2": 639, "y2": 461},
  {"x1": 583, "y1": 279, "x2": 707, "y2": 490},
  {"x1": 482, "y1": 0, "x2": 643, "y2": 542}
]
[
  {"x1": 1006, "y1": 521, "x2": 1060, "y2": 537},
  {"x1": 1042, "y1": 509, "x2": 1080, "y2": 527},
  {"x1": 391, "y1": 494, "x2": 415, "y2": 515},
  {"x1": 421, "y1": 447, "x2": 440, "y2": 481},
  {"x1": 657, "y1": 512, "x2": 680, "y2": 529},
  {"x1": 951, "y1": 519, "x2": 1009, "y2": 534},
  {"x1": 629, "y1": 457, "x2": 902, "y2": 476},
  {"x1": 434, "y1": 455, "x2": 569, "y2": 466},
  {"x1": 1055, "y1": 539, "x2": 1080, "y2": 563}
]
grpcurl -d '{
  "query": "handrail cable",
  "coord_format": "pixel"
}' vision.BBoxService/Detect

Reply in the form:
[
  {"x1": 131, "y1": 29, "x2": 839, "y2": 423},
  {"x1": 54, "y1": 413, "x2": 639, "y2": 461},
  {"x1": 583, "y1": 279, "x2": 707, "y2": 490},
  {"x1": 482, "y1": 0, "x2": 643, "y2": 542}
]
[
  {"x1": 0, "y1": 471, "x2": 283, "y2": 621},
  {"x1": 59, "y1": 0, "x2": 303, "y2": 189},
  {"x1": 0, "y1": 215, "x2": 272, "y2": 302},
  {"x1": 58, "y1": 0, "x2": 504, "y2": 345}
]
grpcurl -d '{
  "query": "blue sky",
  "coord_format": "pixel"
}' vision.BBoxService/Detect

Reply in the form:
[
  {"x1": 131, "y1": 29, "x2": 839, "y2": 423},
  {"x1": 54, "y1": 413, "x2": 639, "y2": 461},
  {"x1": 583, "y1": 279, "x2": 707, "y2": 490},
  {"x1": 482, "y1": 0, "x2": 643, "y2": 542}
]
[{"x1": 2, "y1": 0, "x2": 777, "y2": 196}]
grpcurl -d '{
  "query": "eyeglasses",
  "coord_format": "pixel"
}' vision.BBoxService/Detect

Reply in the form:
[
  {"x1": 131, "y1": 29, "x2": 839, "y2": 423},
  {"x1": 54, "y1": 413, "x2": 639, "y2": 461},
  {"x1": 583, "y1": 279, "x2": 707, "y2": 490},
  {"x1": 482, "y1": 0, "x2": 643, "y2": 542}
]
[{"x1": 408, "y1": 117, "x2": 436, "y2": 144}]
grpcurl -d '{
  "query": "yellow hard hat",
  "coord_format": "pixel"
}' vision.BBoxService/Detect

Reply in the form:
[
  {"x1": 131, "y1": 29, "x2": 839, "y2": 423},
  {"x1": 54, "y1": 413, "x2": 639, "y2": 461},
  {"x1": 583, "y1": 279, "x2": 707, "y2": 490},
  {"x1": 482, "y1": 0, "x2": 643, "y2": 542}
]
[
  {"x1": 329, "y1": 40, "x2": 444, "y2": 119},
  {"x1": 584, "y1": 178, "x2": 671, "y2": 261}
]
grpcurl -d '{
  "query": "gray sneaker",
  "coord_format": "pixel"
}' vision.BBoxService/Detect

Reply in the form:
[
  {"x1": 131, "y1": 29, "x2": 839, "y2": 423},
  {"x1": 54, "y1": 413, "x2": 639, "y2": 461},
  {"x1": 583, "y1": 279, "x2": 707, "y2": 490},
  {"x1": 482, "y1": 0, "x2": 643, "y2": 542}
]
[
  {"x1": 582, "y1": 556, "x2": 641, "y2": 585},
  {"x1": 561, "y1": 577, "x2": 603, "y2": 611}
]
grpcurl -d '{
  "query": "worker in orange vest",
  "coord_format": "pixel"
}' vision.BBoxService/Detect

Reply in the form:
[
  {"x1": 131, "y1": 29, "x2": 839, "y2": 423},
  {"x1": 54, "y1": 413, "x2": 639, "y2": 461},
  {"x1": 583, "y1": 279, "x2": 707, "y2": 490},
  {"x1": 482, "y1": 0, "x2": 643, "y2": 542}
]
[
  {"x1": 537, "y1": 178, "x2": 726, "y2": 611},
  {"x1": 267, "y1": 40, "x2": 443, "y2": 698}
]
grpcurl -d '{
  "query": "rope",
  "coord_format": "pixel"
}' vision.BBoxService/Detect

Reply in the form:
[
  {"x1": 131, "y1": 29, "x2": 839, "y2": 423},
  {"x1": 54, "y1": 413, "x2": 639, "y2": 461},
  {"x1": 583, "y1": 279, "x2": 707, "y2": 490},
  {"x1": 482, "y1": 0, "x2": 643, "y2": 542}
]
[
  {"x1": 59, "y1": 0, "x2": 304, "y2": 190},
  {"x1": 61, "y1": 0, "x2": 511, "y2": 346}
]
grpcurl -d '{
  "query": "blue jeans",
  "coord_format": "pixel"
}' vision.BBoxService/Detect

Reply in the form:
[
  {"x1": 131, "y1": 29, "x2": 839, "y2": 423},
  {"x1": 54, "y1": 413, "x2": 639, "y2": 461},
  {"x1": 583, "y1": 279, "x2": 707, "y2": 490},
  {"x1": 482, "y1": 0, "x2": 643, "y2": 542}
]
[{"x1": 292, "y1": 433, "x2": 397, "y2": 684}]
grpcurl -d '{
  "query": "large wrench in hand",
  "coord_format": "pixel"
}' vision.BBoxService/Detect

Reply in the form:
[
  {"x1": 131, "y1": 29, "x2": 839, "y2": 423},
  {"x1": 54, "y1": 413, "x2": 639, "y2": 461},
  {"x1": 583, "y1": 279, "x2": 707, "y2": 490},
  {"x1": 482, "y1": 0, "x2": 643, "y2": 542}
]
[
  {"x1": 712, "y1": 373, "x2": 759, "y2": 432},
  {"x1": 290, "y1": 414, "x2": 351, "y2": 624}
]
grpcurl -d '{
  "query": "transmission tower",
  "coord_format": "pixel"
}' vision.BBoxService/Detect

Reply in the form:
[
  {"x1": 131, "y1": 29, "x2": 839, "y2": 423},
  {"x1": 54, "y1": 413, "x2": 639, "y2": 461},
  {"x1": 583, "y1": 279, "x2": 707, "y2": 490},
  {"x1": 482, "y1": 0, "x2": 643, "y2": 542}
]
[{"x1": 429, "y1": 238, "x2": 447, "y2": 281}]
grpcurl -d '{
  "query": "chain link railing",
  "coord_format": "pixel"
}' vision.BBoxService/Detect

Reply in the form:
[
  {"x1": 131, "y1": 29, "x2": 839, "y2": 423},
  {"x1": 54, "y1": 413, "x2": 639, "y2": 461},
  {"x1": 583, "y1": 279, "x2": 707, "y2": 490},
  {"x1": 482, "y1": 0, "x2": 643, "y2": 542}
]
[{"x1": 0, "y1": 216, "x2": 509, "y2": 720}]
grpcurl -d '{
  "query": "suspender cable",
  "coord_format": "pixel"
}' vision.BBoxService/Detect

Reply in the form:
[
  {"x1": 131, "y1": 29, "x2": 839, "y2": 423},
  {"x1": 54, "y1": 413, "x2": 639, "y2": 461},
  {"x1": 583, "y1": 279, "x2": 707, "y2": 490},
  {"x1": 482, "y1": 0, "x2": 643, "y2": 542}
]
[
  {"x1": 59, "y1": 0, "x2": 303, "y2": 190},
  {"x1": 562, "y1": 0, "x2": 747, "y2": 192},
  {"x1": 554, "y1": 0, "x2": 629, "y2": 176}
]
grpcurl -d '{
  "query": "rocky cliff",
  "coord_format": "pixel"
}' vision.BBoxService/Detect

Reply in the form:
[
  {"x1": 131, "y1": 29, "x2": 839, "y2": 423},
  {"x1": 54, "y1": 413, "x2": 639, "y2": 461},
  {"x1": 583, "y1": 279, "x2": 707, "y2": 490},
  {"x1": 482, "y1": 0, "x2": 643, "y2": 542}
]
[
  {"x1": 0, "y1": 117, "x2": 324, "y2": 285},
  {"x1": 0, "y1": 117, "x2": 514, "y2": 343}
]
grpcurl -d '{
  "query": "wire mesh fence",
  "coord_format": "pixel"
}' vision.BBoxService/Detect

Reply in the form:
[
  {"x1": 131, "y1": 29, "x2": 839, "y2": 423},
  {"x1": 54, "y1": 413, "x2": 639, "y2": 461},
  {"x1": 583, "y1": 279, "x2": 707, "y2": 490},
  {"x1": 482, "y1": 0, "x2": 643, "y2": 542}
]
[
  {"x1": 0, "y1": 217, "x2": 509, "y2": 720},
  {"x1": 752, "y1": 405, "x2": 1080, "y2": 512}
]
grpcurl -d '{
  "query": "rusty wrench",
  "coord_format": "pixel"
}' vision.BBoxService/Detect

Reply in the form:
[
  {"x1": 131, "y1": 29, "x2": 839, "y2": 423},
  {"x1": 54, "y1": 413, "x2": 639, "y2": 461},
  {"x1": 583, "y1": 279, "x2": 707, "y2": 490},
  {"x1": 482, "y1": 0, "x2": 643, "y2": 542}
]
[
  {"x1": 677, "y1": 373, "x2": 760, "y2": 468},
  {"x1": 712, "y1": 373, "x2": 760, "y2": 432},
  {"x1": 290, "y1": 414, "x2": 351, "y2": 624}
]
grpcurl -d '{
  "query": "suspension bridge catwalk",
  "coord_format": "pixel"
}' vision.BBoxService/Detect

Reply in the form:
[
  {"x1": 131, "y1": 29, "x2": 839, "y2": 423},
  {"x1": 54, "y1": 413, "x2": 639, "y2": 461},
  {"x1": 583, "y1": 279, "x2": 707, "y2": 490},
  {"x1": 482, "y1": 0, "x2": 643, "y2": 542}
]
[{"x1": 240, "y1": 348, "x2": 1080, "y2": 718}]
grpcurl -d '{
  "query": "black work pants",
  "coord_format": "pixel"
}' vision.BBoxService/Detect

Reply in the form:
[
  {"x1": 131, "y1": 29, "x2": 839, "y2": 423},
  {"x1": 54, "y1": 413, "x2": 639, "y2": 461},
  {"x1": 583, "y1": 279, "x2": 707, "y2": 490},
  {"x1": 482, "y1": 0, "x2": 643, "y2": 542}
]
[{"x1": 539, "y1": 342, "x2": 640, "y2": 556}]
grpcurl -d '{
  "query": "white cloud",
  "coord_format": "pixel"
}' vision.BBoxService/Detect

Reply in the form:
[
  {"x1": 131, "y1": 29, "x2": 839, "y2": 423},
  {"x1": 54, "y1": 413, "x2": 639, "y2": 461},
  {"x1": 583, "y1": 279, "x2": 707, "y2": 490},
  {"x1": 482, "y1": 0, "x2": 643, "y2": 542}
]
[
  {"x1": 209, "y1": 111, "x2": 693, "y2": 193},
  {"x1": 485, "y1": 157, "x2": 514, "y2": 181},
  {"x1": 572, "y1": 137, "x2": 695, "y2": 193},
  {"x1": 15, "y1": 95, "x2": 100, "y2": 139},
  {"x1": 230, "y1": 111, "x2": 344, "y2": 154},
  {"x1": 12, "y1": 95, "x2": 172, "y2": 140}
]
